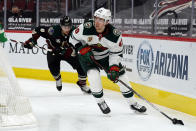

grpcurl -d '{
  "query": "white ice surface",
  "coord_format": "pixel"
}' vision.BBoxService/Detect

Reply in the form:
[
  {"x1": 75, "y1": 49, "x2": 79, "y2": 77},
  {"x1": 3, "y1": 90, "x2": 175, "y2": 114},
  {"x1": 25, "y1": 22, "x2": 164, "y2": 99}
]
[{"x1": 2, "y1": 78, "x2": 196, "y2": 131}]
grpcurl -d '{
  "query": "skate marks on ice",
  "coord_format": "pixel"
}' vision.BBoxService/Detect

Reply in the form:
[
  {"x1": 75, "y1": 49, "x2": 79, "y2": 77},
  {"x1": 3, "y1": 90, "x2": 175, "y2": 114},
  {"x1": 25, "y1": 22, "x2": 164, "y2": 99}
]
[
  {"x1": 12, "y1": 78, "x2": 196, "y2": 131},
  {"x1": 46, "y1": 114, "x2": 60, "y2": 131}
]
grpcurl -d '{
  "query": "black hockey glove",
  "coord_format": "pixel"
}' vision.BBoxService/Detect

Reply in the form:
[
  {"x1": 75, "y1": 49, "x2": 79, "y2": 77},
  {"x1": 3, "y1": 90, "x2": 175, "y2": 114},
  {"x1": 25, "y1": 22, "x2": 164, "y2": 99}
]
[
  {"x1": 24, "y1": 38, "x2": 37, "y2": 49},
  {"x1": 53, "y1": 47, "x2": 63, "y2": 55}
]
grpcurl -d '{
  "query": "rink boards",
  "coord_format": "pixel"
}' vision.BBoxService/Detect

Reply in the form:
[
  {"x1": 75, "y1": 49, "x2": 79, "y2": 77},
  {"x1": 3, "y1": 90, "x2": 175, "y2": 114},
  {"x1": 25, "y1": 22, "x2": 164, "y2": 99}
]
[{"x1": 1, "y1": 31, "x2": 196, "y2": 116}]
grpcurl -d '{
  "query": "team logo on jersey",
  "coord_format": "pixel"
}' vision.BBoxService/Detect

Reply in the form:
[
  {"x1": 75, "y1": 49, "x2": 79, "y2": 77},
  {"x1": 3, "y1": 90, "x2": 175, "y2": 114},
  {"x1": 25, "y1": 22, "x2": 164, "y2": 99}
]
[
  {"x1": 88, "y1": 37, "x2": 93, "y2": 42},
  {"x1": 84, "y1": 22, "x2": 92, "y2": 28},
  {"x1": 32, "y1": 29, "x2": 37, "y2": 34},
  {"x1": 97, "y1": 43, "x2": 103, "y2": 47},
  {"x1": 48, "y1": 27, "x2": 54, "y2": 35},
  {"x1": 40, "y1": 28, "x2": 45, "y2": 32},
  {"x1": 113, "y1": 29, "x2": 121, "y2": 36},
  {"x1": 56, "y1": 39, "x2": 61, "y2": 43},
  {"x1": 75, "y1": 28, "x2": 79, "y2": 34}
]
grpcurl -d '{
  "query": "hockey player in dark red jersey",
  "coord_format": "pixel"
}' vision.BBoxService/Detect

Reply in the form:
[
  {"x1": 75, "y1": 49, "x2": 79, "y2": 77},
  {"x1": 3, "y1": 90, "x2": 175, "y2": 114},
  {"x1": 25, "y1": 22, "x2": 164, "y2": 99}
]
[{"x1": 24, "y1": 16, "x2": 91, "y2": 94}]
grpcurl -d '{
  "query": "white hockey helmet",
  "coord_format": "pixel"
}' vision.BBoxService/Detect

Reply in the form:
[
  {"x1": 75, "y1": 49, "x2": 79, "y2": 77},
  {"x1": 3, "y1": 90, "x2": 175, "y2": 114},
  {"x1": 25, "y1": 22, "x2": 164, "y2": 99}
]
[{"x1": 94, "y1": 7, "x2": 111, "y2": 22}]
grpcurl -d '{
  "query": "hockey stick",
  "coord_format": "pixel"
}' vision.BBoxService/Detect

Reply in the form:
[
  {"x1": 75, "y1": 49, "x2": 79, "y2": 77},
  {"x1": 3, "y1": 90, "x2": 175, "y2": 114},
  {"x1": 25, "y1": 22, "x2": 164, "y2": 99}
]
[
  {"x1": 125, "y1": 68, "x2": 132, "y2": 72},
  {"x1": 90, "y1": 56, "x2": 184, "y2": 125},
  {"x1": 9, "y1": 39, "x2": 52, "y2": 52},
  {"x1": 9, "y1": 39, "x2": 76, "y2": 57}
]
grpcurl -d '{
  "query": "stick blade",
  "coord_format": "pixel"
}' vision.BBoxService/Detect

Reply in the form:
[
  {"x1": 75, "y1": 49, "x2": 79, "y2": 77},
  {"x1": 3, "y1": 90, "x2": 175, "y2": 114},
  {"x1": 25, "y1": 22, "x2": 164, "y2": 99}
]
[
  {"x1": 172, "y1": 118, "x2": 184, "y2": 125},
  {"x1": 10, "y1": 39, "x2": 17, "y2": 43}
]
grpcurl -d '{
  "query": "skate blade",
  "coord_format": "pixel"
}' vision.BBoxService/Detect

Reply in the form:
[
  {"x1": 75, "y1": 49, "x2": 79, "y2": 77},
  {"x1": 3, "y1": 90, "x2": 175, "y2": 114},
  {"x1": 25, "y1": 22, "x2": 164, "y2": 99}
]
[
  {"x1": 101, "y1": 113, "x2": 112, "y2": 117},
  {"x1": 82, "y1": 91, "x2": 92, "y2": 95},
  {"x1": 133, "y1": 110, "x2": 148, "y2": 115},
  {"x1": 104, "y1": 114, "x2": 112, "y2": 117}
]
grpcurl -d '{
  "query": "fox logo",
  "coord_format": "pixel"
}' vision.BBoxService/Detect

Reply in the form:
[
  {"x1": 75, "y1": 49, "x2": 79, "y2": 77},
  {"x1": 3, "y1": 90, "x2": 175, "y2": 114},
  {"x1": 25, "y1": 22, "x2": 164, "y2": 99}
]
[{"x1": 150, "y1": 0, "x2": 196, "y2": 19}]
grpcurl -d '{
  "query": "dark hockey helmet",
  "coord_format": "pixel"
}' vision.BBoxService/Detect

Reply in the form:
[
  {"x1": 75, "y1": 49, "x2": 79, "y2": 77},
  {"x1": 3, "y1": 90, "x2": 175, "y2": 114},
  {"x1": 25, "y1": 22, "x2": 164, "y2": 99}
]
[{"x1": 60, "y1": 16, "x2": 72, "y2": 27}]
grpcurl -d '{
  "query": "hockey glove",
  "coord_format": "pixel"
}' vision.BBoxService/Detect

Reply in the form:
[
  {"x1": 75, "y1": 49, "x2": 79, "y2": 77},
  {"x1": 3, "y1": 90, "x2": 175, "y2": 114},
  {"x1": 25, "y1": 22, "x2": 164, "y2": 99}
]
[
  {"x1": 53, "y1": 47, "x2": 63, "y2": 55},
  {"x1": 78, "y1": 45, "x2": 94, "y2": 65},
  {"x1": 24, "y1": 38, "x2": 37, "y2": 49},
  {"x1": 107, "y1": 65, "x2": 120, "y2": 83}
]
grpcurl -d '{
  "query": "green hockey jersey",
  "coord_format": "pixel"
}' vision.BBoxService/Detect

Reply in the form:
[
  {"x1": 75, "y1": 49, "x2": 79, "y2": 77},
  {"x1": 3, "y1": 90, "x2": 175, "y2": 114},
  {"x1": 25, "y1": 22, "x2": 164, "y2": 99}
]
[{"x1": 0, "y1": 24, "x2": 8, "y2": 43}]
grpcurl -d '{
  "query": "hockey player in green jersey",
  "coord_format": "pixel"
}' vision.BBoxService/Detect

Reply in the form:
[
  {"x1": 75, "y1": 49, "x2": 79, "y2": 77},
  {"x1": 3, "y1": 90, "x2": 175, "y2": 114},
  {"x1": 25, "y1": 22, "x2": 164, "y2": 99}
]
[
  {"x1": 24, "y1": 16, "x2": 91, "y2": 94},
  {"x1": 69, "y1": 8, "x2": 147, "y2": 114},
  {"x1": 0, "y1": 21, "x2": 8, "y2": 43}
]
